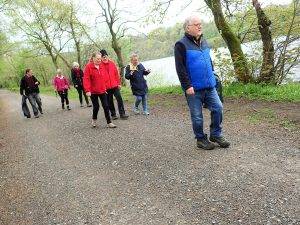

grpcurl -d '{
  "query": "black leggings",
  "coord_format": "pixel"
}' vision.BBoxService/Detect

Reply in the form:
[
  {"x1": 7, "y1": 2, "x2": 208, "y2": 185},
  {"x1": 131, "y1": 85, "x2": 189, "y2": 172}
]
[
  {"x1": 76, "y1": 86, "x2": 89, "y2": 105},
  {"x1": 90, "y1": 93, "x2": 111, "y2": 124},
  {"x1": 58, "y1": 90, "x2": 69, "y2": 105},
  {"x1": 107, "y1": 87, "x2": 125, "y2": 116}
]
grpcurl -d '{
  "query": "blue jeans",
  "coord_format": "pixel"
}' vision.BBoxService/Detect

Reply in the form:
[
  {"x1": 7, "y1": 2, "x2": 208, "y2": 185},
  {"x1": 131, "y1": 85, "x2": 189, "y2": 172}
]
[
  {"x1": 28, "y1": 93, "x2": 42, "y2": 116},
  {"x1": 186, "y1": 88, "x2": 223, "y2": 140},
  {"x1": 134, "y1": 94, "x2": 148, "y2": 112}
]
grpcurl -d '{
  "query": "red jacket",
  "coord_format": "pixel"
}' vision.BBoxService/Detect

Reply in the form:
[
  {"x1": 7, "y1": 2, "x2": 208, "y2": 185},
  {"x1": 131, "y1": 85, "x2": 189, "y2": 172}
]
[
  {"x1": 101, "y1": 60, "x2": 121, "y2": 89},
  {"x1": 83, "y1": 62, "x2": 108, "y2": 94},
  {"x1": 53, "y1": 75, "x2": 70, "y2": 92}
]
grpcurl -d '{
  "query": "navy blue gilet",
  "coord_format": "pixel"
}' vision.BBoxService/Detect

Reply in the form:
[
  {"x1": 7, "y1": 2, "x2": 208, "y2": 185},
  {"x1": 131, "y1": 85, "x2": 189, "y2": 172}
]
[{"x1": 179, "y1": 36, "x2": 216, "y2": 90}]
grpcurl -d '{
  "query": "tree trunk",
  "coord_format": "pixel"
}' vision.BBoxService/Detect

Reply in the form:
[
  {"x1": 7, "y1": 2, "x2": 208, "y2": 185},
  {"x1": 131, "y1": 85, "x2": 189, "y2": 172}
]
[
  {"x1": 46, "y1": 47, "x2": 58, "y2": 70},
  {"x1": 57, "y1": 53, "x2": 72, "y2": 70},
  {"x1": 76, "y1": 40, "x2": 82, "y2": 68},
  {"x1": 69, "y1": 8, "x2": 82, "y2": 68},
  {"x1": 253, "y1": 0, "x2": 275, "y2": 83},
  {"x1": 205, "y1": 0, "x2": 252, "y2": 83},
  {"x1": 111, "y1": 34, "x2": 126, "y2": 84}
]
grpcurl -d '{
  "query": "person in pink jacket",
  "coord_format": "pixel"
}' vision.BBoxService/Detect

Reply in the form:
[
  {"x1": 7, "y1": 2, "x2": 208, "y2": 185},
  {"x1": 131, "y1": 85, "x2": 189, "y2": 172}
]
[{"x1": 53, "y1": 69, "x2": 71, "y2": 110}]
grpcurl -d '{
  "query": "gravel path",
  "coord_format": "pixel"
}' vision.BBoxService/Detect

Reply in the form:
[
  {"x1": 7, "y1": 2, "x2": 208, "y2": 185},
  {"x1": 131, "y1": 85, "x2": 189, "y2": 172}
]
[{"x1": 0, "y1": 89, "x2": 299, "y2": 225}]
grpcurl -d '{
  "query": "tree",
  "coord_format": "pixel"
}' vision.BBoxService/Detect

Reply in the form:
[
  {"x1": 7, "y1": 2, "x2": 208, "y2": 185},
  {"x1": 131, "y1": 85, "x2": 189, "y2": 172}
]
[
  {"x1": 252, "y1": 0, "x2": 275, "y2": 83},
  {"x1": 273, "y1": 0, "x2": 300, "y2": 84},
  {"x1": 204, "y1": 0, "x2": 252, "y2": 83},
  {"x1": 10, "y1": 0, "x2": 73, "y2": 69},
  {"x1": 96, "y1": 0, "x2": 144, "y2": 80},
  {"x1": 68, "y1": 3, "x2": 83, "y2": 68},
  {"x1": 149, "y1": 0, "x2": 252, "y2": 83},
  {"x1": 97, "y1": 0, "x2": 125, "y2": 73},
  {"x1": 0, "y1": 0, "x2": 11, "y2": 12},
  {"x1": 59, "y1": 2, "x2": 89, "y2": 68}
]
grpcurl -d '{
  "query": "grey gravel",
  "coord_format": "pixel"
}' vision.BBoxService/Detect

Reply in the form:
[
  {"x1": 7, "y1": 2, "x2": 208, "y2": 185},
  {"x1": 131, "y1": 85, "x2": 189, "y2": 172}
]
[{"x1": 0, "y1": 90, "x2": 299, "y2": 225}]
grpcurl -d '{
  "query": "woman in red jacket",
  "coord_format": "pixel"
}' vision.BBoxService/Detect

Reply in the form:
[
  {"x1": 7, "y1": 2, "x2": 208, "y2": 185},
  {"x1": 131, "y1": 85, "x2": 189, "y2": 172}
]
[
  {"x1": 83, "y1": 52, "x2": 116, "y2": 128},
  {"x1": 53, "y1": 69, "x2": 71, "y2": 110},
  {"x1": 100, "y1": 49, "x2": 128, "y2": 120}
]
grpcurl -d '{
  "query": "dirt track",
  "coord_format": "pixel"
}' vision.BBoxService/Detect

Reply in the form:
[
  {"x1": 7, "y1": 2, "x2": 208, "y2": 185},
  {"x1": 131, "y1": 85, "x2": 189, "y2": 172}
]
[{"x1": 0, "y1": 89, "x2": 299, "y2": 225}]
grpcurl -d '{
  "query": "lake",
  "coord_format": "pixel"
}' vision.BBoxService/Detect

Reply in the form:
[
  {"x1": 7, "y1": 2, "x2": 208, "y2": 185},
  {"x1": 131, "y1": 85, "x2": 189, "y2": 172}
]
[{"x1": 141, "y1": 38, "x2": 300, "y2": 87}]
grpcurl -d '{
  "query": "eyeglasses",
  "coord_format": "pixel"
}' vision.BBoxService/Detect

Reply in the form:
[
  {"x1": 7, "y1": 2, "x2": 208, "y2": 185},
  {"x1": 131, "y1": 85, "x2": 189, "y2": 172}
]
[{"x1": 188, "y1": 23, "x2": 202, "y2": 27}]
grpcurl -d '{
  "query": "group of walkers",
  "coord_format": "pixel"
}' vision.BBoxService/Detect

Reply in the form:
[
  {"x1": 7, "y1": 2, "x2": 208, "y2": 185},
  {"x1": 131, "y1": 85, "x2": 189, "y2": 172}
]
[
  {"x1": 20, "y1": 50, "x2": 151, "y2": 128},
  {"x1": 20, "y1": 15, "x2": 230, "y2": 150}
]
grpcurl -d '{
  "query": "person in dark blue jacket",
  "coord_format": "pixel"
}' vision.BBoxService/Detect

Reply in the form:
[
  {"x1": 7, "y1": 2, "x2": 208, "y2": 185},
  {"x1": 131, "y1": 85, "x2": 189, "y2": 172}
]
[
  {"x1": 125, "y1": 53, "x2": 151, "y2": 115},
  {"x1": 174, "y1": 15, "x2": 230, "y2": 150}
]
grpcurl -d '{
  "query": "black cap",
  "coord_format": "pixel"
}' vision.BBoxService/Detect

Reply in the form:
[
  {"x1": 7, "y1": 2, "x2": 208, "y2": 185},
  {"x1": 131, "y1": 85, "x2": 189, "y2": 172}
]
[{"x1": 100, "y1": 49, "x2": 108, "y2": 56}]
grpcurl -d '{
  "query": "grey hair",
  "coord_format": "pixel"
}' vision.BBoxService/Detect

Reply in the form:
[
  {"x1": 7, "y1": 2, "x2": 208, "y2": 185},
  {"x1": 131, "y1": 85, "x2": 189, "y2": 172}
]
[
  {"x1": 73, "y1": 62, "x2": 79, "y2": 67},
  {"x1": 130, "y1": 53, "x2": 138, "y2": 59},
  {"x1": 183, "y1": 15, "x2": 200, "y2": 31}
]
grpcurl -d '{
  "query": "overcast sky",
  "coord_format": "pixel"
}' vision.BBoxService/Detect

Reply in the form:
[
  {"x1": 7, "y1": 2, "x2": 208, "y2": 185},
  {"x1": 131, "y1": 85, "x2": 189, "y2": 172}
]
[{"x1": 78, "y1": 0, "x2": 293, "y2": 34}]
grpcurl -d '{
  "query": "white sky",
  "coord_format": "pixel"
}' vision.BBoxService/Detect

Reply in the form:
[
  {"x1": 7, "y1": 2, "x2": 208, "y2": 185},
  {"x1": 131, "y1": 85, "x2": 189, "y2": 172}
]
[{"x1": 78, "y1": 0, "x2": 293, "y2": 34}]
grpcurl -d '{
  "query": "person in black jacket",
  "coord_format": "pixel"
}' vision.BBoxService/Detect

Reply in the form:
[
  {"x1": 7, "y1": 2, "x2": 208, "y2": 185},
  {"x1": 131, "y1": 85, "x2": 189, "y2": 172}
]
[
  {"x1": 71, "y1": 62, "x2": 91, "y2": 107},
  {"x1": 20, "y1": 69, "x2": 43, "y2": 118}
]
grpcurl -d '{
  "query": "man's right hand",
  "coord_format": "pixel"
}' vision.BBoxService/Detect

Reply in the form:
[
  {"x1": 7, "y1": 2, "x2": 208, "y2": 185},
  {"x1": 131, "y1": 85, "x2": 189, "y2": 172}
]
[
  {"x1": 186, "y1": 87, "x2": 195, "y2": 95},
  {"x1": 86, "y1": 92, "x2": 91, "y2": 97}
]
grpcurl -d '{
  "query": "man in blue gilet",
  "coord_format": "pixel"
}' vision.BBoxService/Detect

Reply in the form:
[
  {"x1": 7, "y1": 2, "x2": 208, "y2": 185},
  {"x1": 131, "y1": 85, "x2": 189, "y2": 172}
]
[{"x1": 174, "y1": 15, "x2": 230, "y2": 150}]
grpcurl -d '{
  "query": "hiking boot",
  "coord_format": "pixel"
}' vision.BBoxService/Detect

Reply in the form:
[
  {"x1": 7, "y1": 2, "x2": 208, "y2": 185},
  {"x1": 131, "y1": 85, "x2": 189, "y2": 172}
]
[
  {"x1": 91, "y1": 120, "x2": 96, "y2": 128},
  {"x1": 142, "y1": 111, "x2": 150, "y2": 116},
  {"x1": 107, "y1": 123, "x2": 117, "y2": 128},
  {"x1": 197, "y1": 135, "x2": 215, "y2": 150},
  {"x1": 209, "y1": 136, "x2": 230, "y2": 148},
  {"x1": 111, "y1": 115, "x2": 118, "y2": 120},
  {"x1": 87, "y1": 104, "x2": 92, "y2": 107},
  {"x1": 133, "y1": 108, "x2": 140, "y2": 115},
  {"x1": 120, "y1": 114, "x2": 129, "y2": 120}
]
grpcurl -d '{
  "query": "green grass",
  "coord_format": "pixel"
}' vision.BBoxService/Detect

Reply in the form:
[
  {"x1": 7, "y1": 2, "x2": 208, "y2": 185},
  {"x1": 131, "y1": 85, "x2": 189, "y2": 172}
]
[
  {"x1": 247, "y1": 108, "x2": 276, "y2": 124},
  {"x1": 223, "y1": 83, "x2": 300, "y2": 102},
  {"x1": 7, "y1": 83, "x2": 300, "y2": 102},
  {"x1": 280, "y1": 119, "x2": 297, "y2": 130},
  {"x1": 247, "y1": 108, "x2": 297, "y2": 131},
  {"x1": 147, "y1": 83, "x2": 300, "y2": 102}
]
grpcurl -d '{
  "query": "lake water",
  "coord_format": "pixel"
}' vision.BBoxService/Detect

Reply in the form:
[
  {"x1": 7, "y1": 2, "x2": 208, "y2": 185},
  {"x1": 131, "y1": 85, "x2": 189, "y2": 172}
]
[{"x1": 141, "y1": 38, "x2": 300, "y2": 87}]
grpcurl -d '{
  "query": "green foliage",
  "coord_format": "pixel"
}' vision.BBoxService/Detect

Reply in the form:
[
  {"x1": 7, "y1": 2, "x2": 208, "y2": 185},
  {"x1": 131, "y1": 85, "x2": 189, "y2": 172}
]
[
  {"x1": 127, "y1": 21, "x2": 224, "y2": 62},
  {"x1": 228, "y1": 2, "x2": 299, "y2": 43},
  {"x1": 224, "y1": 83, "x2": 300, "y2": 102},
  {"x1": 0, "y1": 48, "x2": 63, "y2": 88},
  {"x1": 1, "y1": 0, "x2": 299, "y2": 89},
  {"x1": 122, "y1": 83, "x2": 300, "y2": 103},
  {"x1": 128, "y1": 83, "x2": 300, "y2": 103},
  {"x1": 7, "y1": 83, "x2": 300, "y2": 104}
]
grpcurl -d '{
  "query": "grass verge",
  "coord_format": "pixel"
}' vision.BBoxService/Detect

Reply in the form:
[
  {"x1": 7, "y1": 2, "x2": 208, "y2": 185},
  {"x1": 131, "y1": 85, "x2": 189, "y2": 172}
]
[{"x1": 7, "y1": 83, "x2": 300, "y2": 102}]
